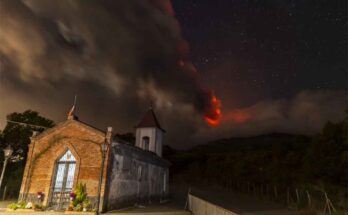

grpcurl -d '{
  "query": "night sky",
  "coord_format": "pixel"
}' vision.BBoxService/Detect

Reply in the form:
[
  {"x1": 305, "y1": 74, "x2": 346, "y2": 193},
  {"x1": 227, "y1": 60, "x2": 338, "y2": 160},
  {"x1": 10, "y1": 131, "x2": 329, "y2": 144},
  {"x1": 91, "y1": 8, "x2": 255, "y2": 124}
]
[
  {"x1": 0, "y1": 0, "x2": 346, "y2": 148},
  {"x1": 173, "y1": 0, "x2": 347, "y2": 109}
]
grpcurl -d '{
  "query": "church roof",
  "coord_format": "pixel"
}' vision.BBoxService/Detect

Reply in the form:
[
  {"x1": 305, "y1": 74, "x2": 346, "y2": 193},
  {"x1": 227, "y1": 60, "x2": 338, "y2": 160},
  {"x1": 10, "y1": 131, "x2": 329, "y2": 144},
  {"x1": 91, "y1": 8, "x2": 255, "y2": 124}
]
[{"x1": 136, "y1": 108, "x2": 165, "y2": 132}]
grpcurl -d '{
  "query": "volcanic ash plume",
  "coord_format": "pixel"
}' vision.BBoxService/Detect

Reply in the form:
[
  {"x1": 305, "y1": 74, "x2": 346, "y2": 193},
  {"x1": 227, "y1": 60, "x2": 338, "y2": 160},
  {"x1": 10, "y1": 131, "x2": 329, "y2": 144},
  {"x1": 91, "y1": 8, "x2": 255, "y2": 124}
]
[{"x1": 0, "y1": 0, "x2": 220, "y2": 127}]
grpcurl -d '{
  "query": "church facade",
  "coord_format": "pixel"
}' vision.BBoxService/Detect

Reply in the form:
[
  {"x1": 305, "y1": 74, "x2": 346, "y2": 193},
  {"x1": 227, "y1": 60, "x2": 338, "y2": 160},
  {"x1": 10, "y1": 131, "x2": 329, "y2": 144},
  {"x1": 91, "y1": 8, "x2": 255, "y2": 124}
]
[{"x1": 19, "y1": 107, "x2": 170, "y2": 211}]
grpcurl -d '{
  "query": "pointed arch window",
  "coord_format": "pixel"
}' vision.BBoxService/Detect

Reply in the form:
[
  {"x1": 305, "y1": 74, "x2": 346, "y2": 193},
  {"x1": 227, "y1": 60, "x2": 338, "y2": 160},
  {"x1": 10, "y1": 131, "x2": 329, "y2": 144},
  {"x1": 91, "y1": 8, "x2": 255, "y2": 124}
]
[{"x1": 50, "y1": 149, "x2": 76, "y2": 209}]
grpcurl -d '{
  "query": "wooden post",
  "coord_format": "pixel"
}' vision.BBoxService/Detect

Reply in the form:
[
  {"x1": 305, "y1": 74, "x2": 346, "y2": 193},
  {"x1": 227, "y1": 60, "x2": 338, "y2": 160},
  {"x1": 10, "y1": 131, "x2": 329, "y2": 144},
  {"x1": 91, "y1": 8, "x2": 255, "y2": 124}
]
[
  {"x1": 295, "y1": 188, "x2": 300, "y2": 208},
  {"x1": 306, "y1": 190, "x2": 311, "y2": 208},
  {"x1": 2, "y1": 185, "x2": 7, "y2": 201},
  {"x1": 328, "y1": 200, "x2": 336, "y2": 213},
  {"x1": 184, "y1": 187, "x2": 191, "y2": 210},
  {"x1": 324, "y1": 192, "x2": 336, "y2": 215}
]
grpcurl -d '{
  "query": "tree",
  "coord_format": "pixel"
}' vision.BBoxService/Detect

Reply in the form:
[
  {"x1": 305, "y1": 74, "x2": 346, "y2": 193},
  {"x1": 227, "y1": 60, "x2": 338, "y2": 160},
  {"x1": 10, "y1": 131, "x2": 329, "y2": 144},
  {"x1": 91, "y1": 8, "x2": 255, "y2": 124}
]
[
  {"x1": 1, "y1": 110, "x2": 54, "y2": 160},
  {"x1": 0, "y1": 110, "x2": 54, "y2": 198}
]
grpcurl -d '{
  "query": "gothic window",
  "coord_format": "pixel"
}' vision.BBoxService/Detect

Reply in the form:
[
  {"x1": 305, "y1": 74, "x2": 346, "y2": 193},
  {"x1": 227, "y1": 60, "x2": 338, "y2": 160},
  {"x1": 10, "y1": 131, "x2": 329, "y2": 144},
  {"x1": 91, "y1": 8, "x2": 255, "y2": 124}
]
[
  {"x1": 142, "y1": 136, "x2": 149, "y2": 150},
  {"x1": 50, "y1": 149, "x2": 76, "y2": 209},
  {"x1": 53, "y1": 150, "x2": 76, "y2": 191}
]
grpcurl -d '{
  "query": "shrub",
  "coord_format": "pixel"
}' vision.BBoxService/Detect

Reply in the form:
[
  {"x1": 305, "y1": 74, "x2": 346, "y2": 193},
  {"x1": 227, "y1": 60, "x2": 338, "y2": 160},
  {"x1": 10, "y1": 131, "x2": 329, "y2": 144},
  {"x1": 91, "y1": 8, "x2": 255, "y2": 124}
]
[
  {"x1": 7, "y1": 203, "x2": 18, "y2": 210},
  {"x1": 17, "y1": 201, "x2": 26, "y2": 209},
  {"x1": 7, "y1": 202, "x2": 26, "y2": 210},
  {"x1": 71, "y1": 183, "x2": 88, "y2": 210}
]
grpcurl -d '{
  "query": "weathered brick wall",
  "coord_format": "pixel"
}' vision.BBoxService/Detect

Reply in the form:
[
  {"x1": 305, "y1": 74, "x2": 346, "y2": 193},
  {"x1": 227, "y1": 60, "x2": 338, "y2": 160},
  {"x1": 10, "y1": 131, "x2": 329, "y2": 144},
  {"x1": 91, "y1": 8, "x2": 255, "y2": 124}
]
[{"x1": 19, "y1": 119, "x2": 109, "y2": 207}]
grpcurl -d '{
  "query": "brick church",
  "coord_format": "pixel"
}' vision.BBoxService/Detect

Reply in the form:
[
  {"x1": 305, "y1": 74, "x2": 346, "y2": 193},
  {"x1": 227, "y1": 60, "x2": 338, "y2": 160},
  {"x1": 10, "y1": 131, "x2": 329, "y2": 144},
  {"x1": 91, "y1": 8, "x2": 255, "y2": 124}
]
[{"x1": 19, "y1": 105, "x2": 170, "y2": 211}]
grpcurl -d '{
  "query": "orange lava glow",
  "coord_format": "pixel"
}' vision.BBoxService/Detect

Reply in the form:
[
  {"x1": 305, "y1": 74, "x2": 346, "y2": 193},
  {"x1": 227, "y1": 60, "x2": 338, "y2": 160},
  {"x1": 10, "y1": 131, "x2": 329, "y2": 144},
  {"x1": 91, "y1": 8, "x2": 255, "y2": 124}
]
[{"x1": 204, "y1": 95, "x2": 222, "y2": 126}]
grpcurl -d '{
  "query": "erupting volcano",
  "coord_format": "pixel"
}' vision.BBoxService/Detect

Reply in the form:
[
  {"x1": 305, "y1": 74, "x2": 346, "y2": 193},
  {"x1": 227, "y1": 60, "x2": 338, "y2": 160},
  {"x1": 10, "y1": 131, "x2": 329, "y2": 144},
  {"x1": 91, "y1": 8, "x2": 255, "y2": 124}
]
[{"x1": 204, "y1": 95, "x2": 221, "y2": 126}]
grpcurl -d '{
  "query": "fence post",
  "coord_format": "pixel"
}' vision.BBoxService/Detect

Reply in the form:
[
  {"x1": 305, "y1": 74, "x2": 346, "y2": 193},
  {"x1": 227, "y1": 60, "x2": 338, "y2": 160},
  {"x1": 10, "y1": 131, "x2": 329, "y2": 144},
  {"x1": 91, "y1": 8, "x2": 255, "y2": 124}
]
[
  {"x1": 306, "y1": 190, "x2": 311, "y2": 208},
  {"x1": 295, "y1": 188, "x2": 300, "y2": 208},
  {"x1": 2, "y1": 185, "x2": 7, "y2": 201},
  {"x1": 323, "y1": 192, "x2": 336, "y2": 215},
  {"x1": 184, "y1": 187, "x2": 191, "y2": 210}
]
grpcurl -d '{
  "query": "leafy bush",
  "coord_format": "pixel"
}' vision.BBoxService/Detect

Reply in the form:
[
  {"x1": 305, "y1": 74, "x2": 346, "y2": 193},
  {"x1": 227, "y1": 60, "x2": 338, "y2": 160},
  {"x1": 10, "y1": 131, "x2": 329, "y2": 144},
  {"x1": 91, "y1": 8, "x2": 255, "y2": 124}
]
[
  {"x1": 72, "y1": 183, "x2": 88, "y2": 208},
  {"x1": 7, "y1": 203, "x2": 19, "y2": 210},
  {"x1": 7, "y1": 202, "x2": 26, "y2": 210}
]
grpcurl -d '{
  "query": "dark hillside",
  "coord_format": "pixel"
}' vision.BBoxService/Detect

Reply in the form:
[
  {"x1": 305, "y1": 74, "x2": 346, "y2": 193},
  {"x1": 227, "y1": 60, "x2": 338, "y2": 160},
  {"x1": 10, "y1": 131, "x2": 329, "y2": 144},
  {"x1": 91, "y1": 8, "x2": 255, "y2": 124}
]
[{"x1": 164, "y1": 120, "x2": 348, "y2": 210}]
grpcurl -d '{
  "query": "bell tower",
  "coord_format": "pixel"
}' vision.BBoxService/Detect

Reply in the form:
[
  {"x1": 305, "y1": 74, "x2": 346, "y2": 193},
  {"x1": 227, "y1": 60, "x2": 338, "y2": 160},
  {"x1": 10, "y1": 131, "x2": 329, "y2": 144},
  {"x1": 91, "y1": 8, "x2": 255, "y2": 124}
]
[{"x1": 135, "y1": 107, "x2": 165, "y2": 157}]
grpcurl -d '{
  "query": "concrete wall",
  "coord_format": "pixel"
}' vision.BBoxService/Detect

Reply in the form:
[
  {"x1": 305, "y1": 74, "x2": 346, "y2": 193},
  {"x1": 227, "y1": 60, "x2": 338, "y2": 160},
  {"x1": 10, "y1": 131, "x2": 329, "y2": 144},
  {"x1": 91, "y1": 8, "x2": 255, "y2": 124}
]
[
  {"x1": 105, "y1": 141, "x2": 170, "y2": 210},
  {"x1": 188, "y1": 194, "x2": 238, "y2": 215}
]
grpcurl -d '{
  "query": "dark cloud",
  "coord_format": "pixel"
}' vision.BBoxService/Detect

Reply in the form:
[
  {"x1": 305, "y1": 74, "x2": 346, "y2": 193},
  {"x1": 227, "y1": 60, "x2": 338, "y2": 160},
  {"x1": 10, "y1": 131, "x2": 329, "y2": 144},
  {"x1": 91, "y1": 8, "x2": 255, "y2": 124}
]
[
  {"x1": 0, "y1": 0, "x2": 346, "y2": 149},
  {"x1": 0, "y1": 0, "x2": 215, "y2": 110},
  {"x1": 0, "y1": 0, "x2": 216, "y2": 148}
]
